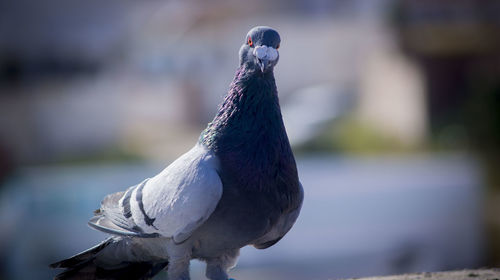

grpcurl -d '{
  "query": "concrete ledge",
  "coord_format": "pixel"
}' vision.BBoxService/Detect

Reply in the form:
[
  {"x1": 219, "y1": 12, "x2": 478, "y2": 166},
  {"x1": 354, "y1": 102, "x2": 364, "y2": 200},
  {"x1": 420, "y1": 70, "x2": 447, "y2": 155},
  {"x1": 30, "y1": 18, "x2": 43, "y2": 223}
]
[{"x1": 341, "y1": 269, "x2": 500, "y2": 280}]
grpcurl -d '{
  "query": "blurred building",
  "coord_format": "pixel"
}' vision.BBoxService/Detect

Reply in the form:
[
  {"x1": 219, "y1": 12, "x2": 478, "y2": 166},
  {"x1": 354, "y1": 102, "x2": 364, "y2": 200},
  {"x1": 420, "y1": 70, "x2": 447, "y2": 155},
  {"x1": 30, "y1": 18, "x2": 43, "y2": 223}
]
[{"x1": 394, "y1": 0, "x2": 500, "y2": 148}]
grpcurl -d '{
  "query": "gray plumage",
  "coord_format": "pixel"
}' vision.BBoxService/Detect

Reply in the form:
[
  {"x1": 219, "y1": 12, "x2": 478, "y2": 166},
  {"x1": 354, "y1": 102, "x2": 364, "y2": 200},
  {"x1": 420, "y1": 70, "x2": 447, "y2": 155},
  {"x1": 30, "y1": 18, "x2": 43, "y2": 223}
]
[{"x1": 51, "y1": 26, "x2": 303, "y2": 280}]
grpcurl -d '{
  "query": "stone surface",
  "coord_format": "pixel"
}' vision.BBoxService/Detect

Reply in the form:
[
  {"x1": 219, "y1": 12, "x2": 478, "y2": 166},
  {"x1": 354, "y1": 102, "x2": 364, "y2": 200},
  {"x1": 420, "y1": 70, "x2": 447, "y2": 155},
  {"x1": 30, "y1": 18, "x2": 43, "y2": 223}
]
[{"x1": 340, "y1": 269, "x2": 500, "y2": 280}]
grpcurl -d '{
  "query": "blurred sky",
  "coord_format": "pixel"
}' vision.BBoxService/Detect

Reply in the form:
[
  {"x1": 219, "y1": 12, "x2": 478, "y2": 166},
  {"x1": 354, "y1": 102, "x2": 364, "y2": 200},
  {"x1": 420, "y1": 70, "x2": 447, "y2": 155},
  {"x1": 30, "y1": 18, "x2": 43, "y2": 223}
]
[{"x1": 0, "y1": 0, "x2": 499, "y2": 279}]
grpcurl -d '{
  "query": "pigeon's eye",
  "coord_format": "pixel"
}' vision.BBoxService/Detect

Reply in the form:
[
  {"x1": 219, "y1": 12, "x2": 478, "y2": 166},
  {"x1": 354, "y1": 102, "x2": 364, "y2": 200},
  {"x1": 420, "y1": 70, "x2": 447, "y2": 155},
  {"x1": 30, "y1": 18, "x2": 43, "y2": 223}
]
[
  {"x1": 276, "y1": 43, "x2": 280, "y2": 49},
  {"x1": 247, "y1": 37, "x2": 253, "y2": 47}
]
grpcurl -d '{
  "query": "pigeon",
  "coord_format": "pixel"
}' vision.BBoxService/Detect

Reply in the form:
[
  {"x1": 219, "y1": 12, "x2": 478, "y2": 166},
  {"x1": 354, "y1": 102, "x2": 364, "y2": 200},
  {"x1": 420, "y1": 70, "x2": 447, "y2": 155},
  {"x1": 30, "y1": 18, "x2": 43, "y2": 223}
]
[{"x1": 50, "y1": 26, "x2": 304, "y2": 280}]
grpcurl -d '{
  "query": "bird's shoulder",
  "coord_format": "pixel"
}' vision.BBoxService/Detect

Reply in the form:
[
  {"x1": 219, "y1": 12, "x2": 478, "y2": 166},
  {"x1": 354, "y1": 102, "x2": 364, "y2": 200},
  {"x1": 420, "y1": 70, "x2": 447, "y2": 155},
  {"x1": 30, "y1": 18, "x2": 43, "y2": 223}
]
[{"x1": 149, "y1": 143, "x2": 220, "y2": 189}]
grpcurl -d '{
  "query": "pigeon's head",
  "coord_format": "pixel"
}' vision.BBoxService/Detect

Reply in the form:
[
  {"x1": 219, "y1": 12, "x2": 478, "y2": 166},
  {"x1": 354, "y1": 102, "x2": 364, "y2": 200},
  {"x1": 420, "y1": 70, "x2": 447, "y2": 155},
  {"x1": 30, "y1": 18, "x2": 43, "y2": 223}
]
[{"x1": 239, "y1": 26, "x2": 281, "y2": 73}]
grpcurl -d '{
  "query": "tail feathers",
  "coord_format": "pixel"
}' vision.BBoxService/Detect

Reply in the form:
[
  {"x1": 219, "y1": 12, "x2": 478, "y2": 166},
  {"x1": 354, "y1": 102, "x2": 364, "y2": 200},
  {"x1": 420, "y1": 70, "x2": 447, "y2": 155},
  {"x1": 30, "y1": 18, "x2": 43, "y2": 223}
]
[
  {"x1": 53, "y1": 261, "x2": 168, "y2": 280},
  {"x1": 50, "y1": 238, "x2": 113, "y2": 269},
  {"x1": 50, "y1": 238, "x2": 168, "y2": 280}
]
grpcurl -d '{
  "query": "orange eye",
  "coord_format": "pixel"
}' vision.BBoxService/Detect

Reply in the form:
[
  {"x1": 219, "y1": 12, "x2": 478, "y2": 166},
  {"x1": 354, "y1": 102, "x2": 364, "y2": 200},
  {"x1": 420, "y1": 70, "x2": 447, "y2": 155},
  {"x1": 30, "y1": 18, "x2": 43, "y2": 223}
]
[
  {"x1": 247, "y1": 37, "x2": 253, "y2": 47},
  {"x1": 276, "y1": 43, "x2": 280, "y2": 49}
]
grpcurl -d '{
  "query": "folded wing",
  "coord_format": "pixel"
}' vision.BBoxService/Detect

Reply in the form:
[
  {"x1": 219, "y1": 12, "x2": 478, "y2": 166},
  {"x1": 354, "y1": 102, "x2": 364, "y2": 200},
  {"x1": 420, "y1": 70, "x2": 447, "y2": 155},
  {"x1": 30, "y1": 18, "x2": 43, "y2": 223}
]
[{"x1": 89, "y1": 144, "x2": 223, "y2": 243}]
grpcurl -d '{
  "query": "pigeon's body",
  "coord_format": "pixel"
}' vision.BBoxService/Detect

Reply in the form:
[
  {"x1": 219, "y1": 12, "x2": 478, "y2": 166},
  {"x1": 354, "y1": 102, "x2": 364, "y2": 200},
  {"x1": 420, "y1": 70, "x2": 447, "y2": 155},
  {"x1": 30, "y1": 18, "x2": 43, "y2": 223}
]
[
  {"x1": 194, "y1": 65, "x2": 302, "y2": 257},
  {"x1": 51, "y1": 26, "x2": 303, "y2": 280}
]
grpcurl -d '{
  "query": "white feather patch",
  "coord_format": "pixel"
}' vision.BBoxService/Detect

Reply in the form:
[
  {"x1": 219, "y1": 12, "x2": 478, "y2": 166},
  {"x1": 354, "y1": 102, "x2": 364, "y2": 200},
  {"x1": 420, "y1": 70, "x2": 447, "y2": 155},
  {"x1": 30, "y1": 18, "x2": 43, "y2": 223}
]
[
  {"x1": 253, "y1": 45, "x2": 278, "y2": 61},
  {"x1": 266, "y1": 47, "x2": 278, "y2": 61}
]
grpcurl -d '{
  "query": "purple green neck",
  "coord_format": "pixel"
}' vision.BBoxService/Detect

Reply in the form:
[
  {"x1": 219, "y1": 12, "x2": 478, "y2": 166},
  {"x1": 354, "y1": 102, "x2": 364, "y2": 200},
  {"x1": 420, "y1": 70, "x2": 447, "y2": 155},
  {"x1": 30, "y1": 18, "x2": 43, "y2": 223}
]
[
  {"x1": 199, "y1": 65, "x2": 297, "y2": 191},
  {"x1": 200, "y1": 65, "x2": 282, "y2": 150}
]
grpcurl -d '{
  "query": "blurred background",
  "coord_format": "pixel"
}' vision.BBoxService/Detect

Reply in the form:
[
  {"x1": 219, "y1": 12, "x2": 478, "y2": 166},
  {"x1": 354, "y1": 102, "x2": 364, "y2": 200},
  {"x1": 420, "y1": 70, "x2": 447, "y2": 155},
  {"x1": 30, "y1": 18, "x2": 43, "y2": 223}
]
[{"x1": 0, "y1": 0, "x2": 499, "y2": 279}]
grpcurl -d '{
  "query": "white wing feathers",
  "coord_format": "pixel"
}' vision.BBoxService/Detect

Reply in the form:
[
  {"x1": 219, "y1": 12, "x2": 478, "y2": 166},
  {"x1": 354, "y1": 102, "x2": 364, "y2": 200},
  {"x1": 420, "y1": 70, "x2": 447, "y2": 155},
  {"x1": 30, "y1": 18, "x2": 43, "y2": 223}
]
[{"x1": 89, "y1": 144, "x2": 223, "y2": 243}]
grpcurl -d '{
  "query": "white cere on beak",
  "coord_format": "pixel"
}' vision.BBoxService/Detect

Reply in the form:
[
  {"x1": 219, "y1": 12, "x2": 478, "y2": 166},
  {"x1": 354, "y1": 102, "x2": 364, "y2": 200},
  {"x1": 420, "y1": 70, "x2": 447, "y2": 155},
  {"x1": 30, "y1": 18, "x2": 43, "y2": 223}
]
[
  {"x1": 266, "y1": 47, "x2": 278, "y2": 61},
  {"x1": 253, "y1": 45, "x2": 278, "y2": 61},
  {"x1": 254, "y1": 46, "x2": 268, "y2": 59}
]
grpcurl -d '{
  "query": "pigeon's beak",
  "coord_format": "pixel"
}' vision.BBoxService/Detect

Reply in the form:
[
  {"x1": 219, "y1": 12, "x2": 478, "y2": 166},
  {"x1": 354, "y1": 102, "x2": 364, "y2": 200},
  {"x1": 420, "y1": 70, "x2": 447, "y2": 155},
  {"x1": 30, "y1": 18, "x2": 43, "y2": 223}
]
[{"x1": 257, "y1": 59, "x2": 270, "y2": 73}]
